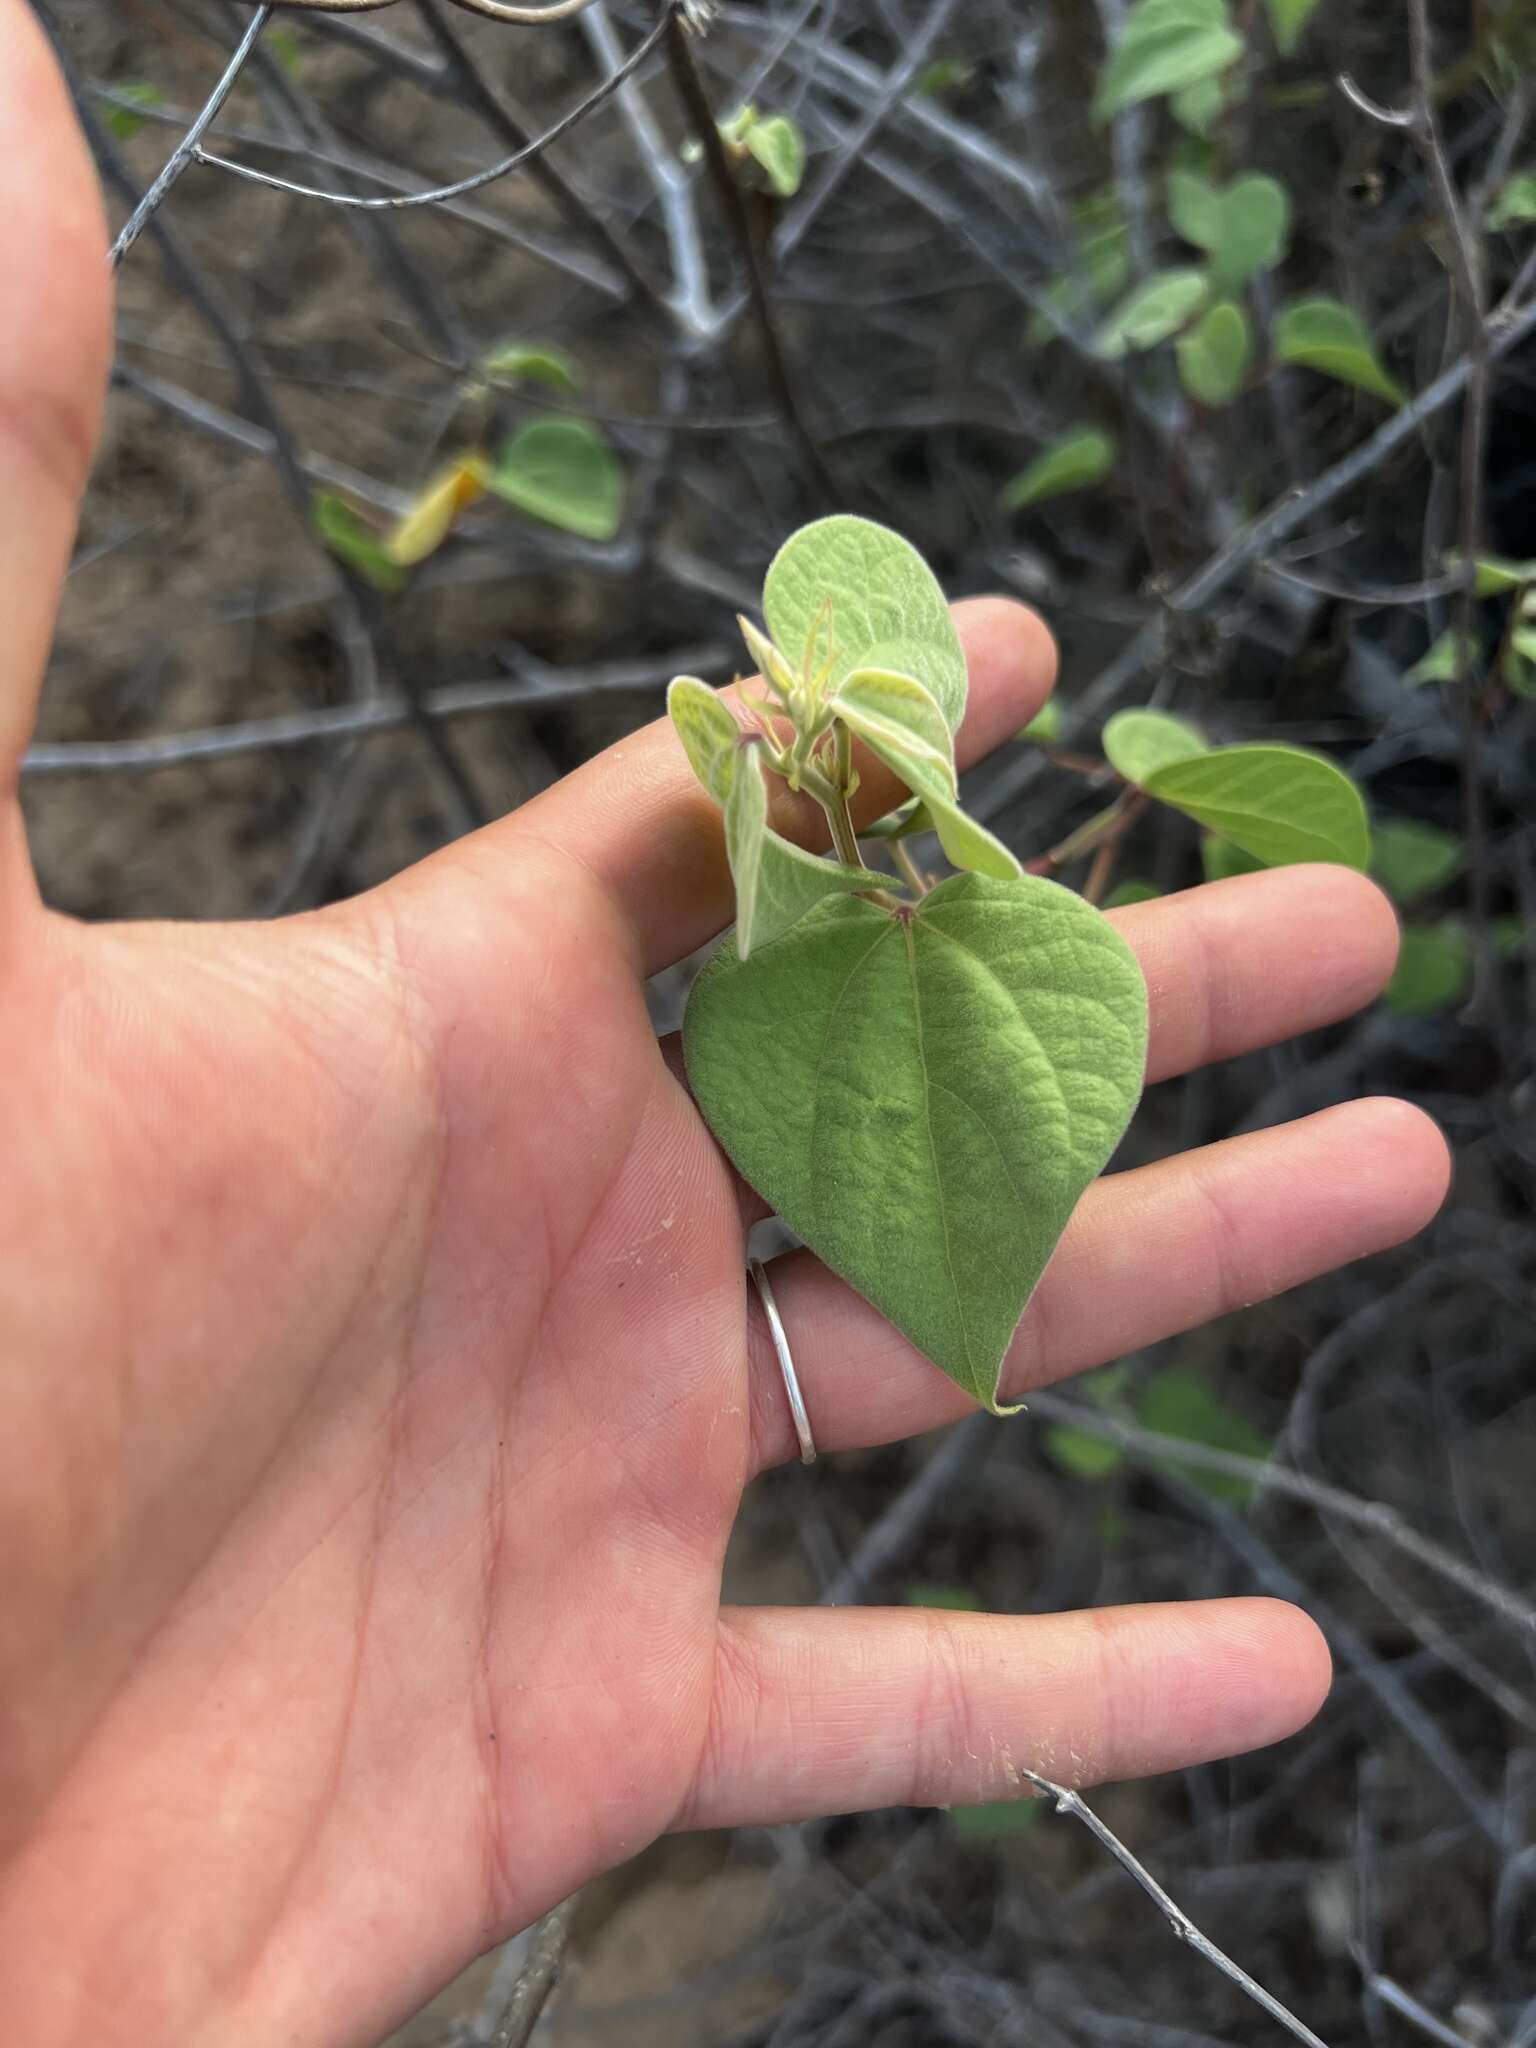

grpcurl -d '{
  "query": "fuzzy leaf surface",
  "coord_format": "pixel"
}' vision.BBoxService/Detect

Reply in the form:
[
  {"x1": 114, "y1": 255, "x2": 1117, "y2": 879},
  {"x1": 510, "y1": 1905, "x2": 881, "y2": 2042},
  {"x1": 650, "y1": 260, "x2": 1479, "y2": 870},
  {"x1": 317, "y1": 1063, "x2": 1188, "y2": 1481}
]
[
  {"x1": 724, "y1": 744, "x2": 889, "y2": 958},
  {"x1": 763, "y1": 515, "x2": 969, "y2": 733},
  {"x1": 684, "y1": 875, "x2": 1148, "y2": 1410},
  {"x1": 831, "y1": 668, "x2": 957, "y2": 786}
]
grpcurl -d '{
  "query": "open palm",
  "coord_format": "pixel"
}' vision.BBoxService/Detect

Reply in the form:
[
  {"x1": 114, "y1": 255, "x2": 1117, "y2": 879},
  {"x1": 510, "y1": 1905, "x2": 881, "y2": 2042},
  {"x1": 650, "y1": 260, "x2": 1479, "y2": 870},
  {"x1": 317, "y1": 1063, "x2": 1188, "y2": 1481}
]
[{"x1": 0, "y1": 11, "x2": 1450, "y2": 2045}]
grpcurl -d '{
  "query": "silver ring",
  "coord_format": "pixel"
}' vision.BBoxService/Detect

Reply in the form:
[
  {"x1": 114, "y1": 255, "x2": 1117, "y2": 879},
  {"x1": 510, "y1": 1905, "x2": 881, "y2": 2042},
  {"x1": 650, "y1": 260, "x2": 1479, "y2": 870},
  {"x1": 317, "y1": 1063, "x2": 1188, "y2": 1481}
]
[{"x1": 749, "y1": 1257, "x2": 817, "y2": 1465}]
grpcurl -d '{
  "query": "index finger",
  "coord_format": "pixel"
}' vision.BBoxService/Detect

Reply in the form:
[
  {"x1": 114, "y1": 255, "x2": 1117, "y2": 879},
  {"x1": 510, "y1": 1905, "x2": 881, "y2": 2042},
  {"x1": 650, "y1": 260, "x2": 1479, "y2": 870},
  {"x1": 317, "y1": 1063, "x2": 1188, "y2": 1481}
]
[{"x1": 456, "y1": 596, "x2": 1056, "y2": 977}]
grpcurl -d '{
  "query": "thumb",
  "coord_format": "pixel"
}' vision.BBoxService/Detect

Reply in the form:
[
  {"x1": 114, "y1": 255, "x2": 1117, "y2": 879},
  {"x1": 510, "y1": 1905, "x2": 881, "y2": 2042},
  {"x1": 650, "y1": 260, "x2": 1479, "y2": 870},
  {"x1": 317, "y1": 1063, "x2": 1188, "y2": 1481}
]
[{"x1": 0, "y1": 0, "x2": 111, "y2": 820}]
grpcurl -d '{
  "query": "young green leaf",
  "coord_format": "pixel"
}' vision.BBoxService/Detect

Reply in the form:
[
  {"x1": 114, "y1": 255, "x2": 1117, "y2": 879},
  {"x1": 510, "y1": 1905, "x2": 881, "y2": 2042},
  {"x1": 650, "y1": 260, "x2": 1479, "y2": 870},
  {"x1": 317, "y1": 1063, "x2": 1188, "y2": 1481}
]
[
  {"x1": 744, "y1": 113, "x2": 806, "y2": 197},
  {"x1": 1002, "y1": 428, "x2": 1117, "y2": 510},
  {"x1": 1404, "y1": 628, "x2": 1478, "y2": 687},
  {"x1": 489, "y1": 419, "x2": 623, "y2": 540},
  {"x1": 719, "y1": 737, "x2": 891, "y2": 961},
  {"x1": 1444, "y1": 550, "x2": 1536, "y2": 596},
  {"x1": 267, "y1": 26, "x2": 304, "y2": 76},
  {"x1": 763, "y1": 516, "x2": 969, "y2": 733},
  {"x1": 479, "y1": 342, "x2": 582, "y2": 395},
  {"x1": 951, "y1": 1797, "x2": 1042, "y2": 1840},
  {"x1": 1486, "y1": 173, "x2": 1536, "y2": 231},
  {"x1": 1169, "y1": 172, "x2": 1290, "y2": 290},
  {"x1": 1102, "y1": 708, "x2": 1208, "y2": 782},
  {"x1": 831, "y1": 668, "x2": 957, "y2": 787},
  {"x1": 1140, "y1": 745, "x2": 1372, "y2": 869},
  {"x1": 668, "y1": 675, "x2": 741, "y2": 800},
  {"x1": 311, "y1": 492, "x2": 407, "y2": 594},
  {"x1": 1386, "y1": 926, "x2": 1469, "y2": 1014},
  {"x1": 1105, "y1": 880, "x2": 1163, "y2": 906},
  {"x1": 1017, "y1": 701, "x2": 1063, "y2": 744},
  {"x1": 1274, "y1": 298, "x2": 1404, "y2": 405},
  {"x1": 862, "y1": 797, "x2": 935, "y2": 841},
  {"x1": 1095, "y1": 269, "x2": 1211, "y2": 356},
  {"x1": 871, "y1": 742, "x2": 1022, "y2": 880},
  {"x1": 1045, "y1": 1425, "x2": 1124, "y2": 1478},
  {"x1": 104, "y1": 81, "x2": 164, "y2": 142},
  {"x1": 1507, "y1": 629, "x2": 1536, "y2": 696},
  {"x1": 911, "y1": 57, "x2": 975, "y2": 99},
  {"x1": 906, "y1": 1584, "x2": 981, "y2": 1611},
  {"x1": 684, "y1": 875, "x2": 1149, "y2": 1412},
  {"x1": 1136, "y1": 1368, "x2": 1269, "y2": 1502},
  {"x1": 1177, "y1": 298, "x2": 1252, "y2": 404},
  {"x1": 1094, "y1": 0, "x2": 1243, "y2": 121},
  {"x1": 1171, "y1": 73, "x2": 1225, "y2": 134},
  {"x1": 1371, "y1": 820, "x2": 1460, "y2": 902},
  {"x1": 1264, "y1": 0, "x2": 1321, "y2": 53}
]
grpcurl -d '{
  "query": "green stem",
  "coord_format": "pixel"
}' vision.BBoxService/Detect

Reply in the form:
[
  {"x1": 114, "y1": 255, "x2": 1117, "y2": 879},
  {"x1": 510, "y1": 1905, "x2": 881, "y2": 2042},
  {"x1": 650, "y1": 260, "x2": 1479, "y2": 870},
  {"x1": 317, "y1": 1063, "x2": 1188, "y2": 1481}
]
[
  {"x1": 820, "y1": 720, "x2": 865, "y2": 870},
  {"x1": 823, "y1": 791, "x2": 864, "y2": 871},
  {"x1": 890, "y1": 839, "x2": 932, "y2": 896}
]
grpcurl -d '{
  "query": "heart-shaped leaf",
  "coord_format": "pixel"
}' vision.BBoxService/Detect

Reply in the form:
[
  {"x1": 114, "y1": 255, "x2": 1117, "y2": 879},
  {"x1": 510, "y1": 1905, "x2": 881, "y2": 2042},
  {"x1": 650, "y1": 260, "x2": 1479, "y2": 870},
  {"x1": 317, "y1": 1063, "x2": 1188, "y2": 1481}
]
[
  {"x1": 764, "y1": 516, "x2": 969, "y2": 733},
  {"x1": 1170, "y1": 172, "x2": 1290, "y2": 290},
  {"x1": 1386, "y1": 926, "x2": 1470, "y2": 1014},
  {"x1": 1274, "y1": 298, "x2": 1404, "y2": 406},
  {"x1": 1371, "y1": 820, "x2": 1460, "y2": 903},
  {"x1": 490, "y1": 418, "x2": 623, "y2": 540},
  {"x1": 831, "y1": 668, "x2": 957, "y2": 786},
  {"x1": 1177, "y1": 298, "x2": 1252, "y2": 404},
  {"x1": 724, "y1": 743, "x2": 890, "y2": 958},
  {"x1": 685, "y1": 875, "x2": 1149, "y2": 1410},
  {"x1": 1095, "y1": 268, "x2": 1212, "y2": 357},
  {"x1": 1094, "y1": 0, "x2": 1243, "y2": 120},
  {"x1": 1002, "y1": 428, "x2": 1117, "y2": 511},
  {"x1": 1143, "y1": 745, "x2": 1371, "y2": 868}
]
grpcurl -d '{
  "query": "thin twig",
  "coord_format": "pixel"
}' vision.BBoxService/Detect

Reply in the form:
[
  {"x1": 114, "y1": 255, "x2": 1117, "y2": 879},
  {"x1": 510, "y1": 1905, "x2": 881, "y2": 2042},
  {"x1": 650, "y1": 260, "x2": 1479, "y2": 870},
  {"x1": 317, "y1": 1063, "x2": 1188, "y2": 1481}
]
[
  {"x1": 662, "y1": 10, "x2": 842, "y2": 505},
  {"x1": 486, "y1": 1897, "x2": 579, "y2": 2048},
  {"x1": 584, "y1": 2, "x2": 712, "y2": 334},
  {"x1": 108, "y1": 3, "x2": 273, "y2": 266},
  {"x1": 195, "y1": 10, "x2": 674, "y2": 210},
  {"x1": 1017, "y1": 1769, "x2": 1333, "y2": 2048},
  {"x1": 23, "y1": 651, "x2": 729, "y2": 776},
  {"x1": 1026, "y1": 1389, "x2": 1536, "y2": 1641}
]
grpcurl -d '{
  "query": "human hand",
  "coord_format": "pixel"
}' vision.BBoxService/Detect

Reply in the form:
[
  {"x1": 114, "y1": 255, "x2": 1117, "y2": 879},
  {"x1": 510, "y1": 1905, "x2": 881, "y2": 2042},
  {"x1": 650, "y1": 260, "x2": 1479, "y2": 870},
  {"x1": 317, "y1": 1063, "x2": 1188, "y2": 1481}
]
[{"x1": 0, "y1": 11, "x2": 1450, "y2": 2043}]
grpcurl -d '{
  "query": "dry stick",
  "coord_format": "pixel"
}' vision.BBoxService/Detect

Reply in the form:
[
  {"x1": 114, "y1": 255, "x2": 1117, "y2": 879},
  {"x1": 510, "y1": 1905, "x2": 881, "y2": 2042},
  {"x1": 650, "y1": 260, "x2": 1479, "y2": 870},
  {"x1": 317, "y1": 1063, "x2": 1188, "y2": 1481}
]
[
  {"x1": 195, "y1": 8, "x2": 675, "y2": 213},
  {"x1": 1017, "y1": 1768, "x2": 1332, "y2": 2048},
  {"x1": 1156, "y1": 1467, "x2": 1503, "y2": 1844},
  {"x1": 233, "y1": 11, "x2": 470, "y2": 363},
  {"x1": 770, "y1": 0, "x2": 958, "y2": 272},
  {"x1": 660, "y1": 11, "x2": 842, "y2": 508},
  {"x1": 976, "y1": 285, "x2": 1536, "y2": 824},
  {"x1": 485, "y1": 1896, "x2": 580, "y2": 2048},
  {"x1": 108, "y1": 1, "x2": 273, "y2": 265},
  {"x1": 583, "y1": 2, "x2": 711, "y2": 334},
  {"x1": 92, "y1": 77, "x2": 627, "y2": 290},
  {"x1": 1024, "y1": 1389, "x2": 1536, "y2": 1643},
  {"x1": 47, "y1": 18, "x2": 486, "y2": 835},
  {"x1": 1405, "y1": 0, "x2": 1503, "y2": 1038},
  {"x1": 413, "y1": 0, "x2": 670, "y2": 314},
  {"x1": 23, "y1": 650, "x2": 730, "y2": 775}
]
